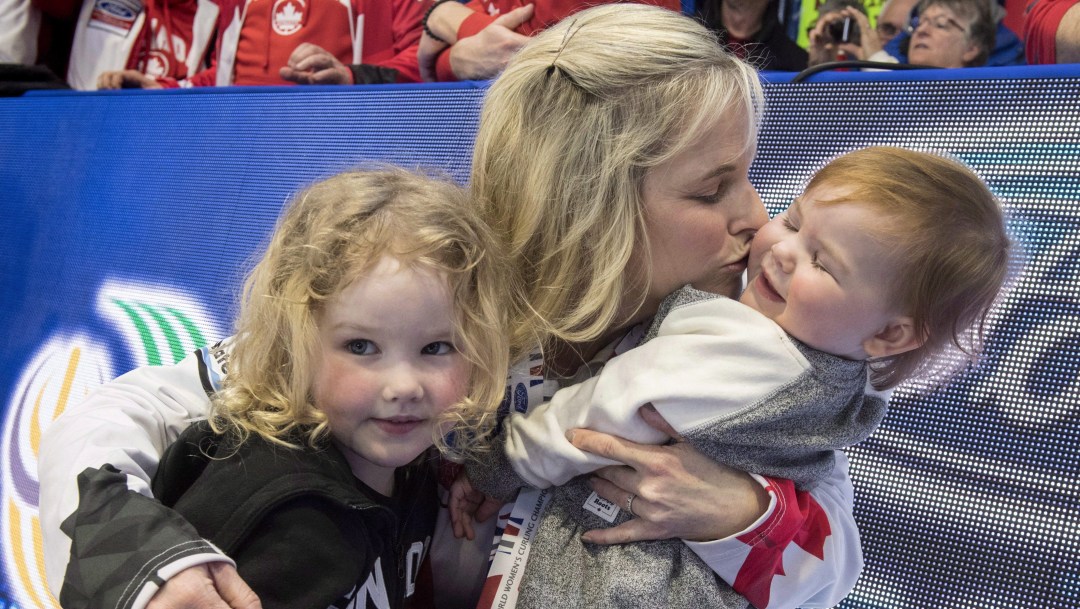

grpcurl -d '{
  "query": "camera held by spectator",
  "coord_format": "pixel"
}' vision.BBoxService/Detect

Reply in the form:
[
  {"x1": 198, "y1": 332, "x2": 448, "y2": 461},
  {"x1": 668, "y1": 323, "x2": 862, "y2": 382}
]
[
  {"x1": 825, "y1": 15, "x2": 862, "y2": 45},
  {"x1": 808, "y1": 0, "x2": 870, "y2": 65}
]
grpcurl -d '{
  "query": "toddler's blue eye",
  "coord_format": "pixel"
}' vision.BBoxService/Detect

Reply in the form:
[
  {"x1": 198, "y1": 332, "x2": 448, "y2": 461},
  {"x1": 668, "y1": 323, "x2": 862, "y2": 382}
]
[
  {"x1": 347, "y1": 339, "x2": 377, "y2": 355},
  {"x1": 422, "y1": 341, "x2": 455, "y2": 355}
]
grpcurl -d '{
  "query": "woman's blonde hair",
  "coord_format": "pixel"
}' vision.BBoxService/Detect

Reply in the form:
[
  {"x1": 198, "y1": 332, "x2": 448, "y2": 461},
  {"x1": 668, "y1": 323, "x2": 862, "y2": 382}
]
[
  {"x1": 807, "y1": 146, "x2": 1010, "y2": 389},
  {"x1": 210, "y1": 168, "x2": 509, "y2": 461},
  {"x1": 472, "y1": 3, "x2": 764, "y2": 358}
]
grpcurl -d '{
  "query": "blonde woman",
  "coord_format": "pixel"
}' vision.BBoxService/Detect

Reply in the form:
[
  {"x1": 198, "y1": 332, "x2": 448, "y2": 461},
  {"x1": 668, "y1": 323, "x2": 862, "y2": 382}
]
[
  {"x1": 42, "y1": 6, "x2": 868, "y2": 609},
  {"x1": 455, "y1": 146, "x2": 1010, "y2": 608}
]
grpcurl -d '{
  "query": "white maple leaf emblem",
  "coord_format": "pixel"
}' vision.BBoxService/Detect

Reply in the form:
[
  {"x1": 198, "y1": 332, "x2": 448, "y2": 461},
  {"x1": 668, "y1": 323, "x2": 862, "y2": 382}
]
[
  {"x1": 146, "y1": 54, "x2": 167, "y2": 77},
  {"x1": 274, "y1": 0, "x2": 303, "y2": 34}
]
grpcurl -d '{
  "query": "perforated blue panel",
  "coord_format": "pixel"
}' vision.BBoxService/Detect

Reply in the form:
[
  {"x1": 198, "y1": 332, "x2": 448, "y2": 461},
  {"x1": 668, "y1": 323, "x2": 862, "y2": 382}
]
[
  {"x1": 753, "y1": 73, "x2": 1080, "y2": 609},
  {"x1": 0, "y1": 70, "x2": 1076, "y2": 609}
]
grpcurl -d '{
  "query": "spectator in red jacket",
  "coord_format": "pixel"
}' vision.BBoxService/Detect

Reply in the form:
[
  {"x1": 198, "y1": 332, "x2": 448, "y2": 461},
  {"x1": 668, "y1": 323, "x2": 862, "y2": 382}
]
[
  {"x1": 97, "y1": 0, "x2": 428, "y2": 89},
  {"x1": 69, "y1": 0, "x2": 217, "y2": 90}
]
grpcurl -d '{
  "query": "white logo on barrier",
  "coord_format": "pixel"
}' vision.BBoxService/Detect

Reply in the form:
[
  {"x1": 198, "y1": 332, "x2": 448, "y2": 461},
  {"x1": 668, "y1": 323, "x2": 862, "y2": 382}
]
[
  {"x1": 0, "y1": 334, "x2": 113, "y2": 609},
  {"x1": 0, "y1": 281, "x2": 223, "y2": 607},
  {"x1": 971, "y1": 228, "x2": 1080, "y2": 427}
]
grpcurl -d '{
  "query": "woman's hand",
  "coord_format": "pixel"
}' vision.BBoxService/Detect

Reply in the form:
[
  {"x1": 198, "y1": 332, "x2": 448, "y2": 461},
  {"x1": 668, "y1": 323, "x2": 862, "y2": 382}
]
[
  {"x1": 569, "y1": 404, "x2": 770, "y2": 544},
  {"x1": 147, "y1": 563, "x2": 262, "y2": 609}
]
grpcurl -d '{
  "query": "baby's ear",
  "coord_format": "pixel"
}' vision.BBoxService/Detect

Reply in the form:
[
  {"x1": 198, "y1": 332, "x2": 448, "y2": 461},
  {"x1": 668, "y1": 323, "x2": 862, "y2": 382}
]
[{"x1": 863, "y1": 316, "x2": 923, "y2": 358}]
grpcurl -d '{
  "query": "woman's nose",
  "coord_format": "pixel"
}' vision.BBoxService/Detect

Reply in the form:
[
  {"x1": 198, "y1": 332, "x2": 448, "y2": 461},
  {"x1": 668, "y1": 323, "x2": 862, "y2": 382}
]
[{"x1": 730, "y1": 182, "x2": 769, "y2": 238}]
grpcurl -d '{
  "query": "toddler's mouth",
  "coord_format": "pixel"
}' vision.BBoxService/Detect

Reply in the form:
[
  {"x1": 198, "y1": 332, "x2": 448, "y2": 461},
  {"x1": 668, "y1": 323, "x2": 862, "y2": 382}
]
[{"x1": 374, "y1": 417, "x2": 425, "y2": 435}]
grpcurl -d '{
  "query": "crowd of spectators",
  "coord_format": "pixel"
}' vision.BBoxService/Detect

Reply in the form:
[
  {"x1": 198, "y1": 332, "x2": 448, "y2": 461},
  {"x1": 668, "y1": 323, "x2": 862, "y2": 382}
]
[
  {"x1": 1, "y1": 0, "x2": 1078, "y2": 93},
  {"x1": 808, "y1": 0, "x2": 999, "y2": 68}
]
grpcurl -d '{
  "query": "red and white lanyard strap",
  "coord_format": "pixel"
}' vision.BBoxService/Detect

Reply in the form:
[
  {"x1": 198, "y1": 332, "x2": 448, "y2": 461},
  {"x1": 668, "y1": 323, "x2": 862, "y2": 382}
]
[{"x1": 475, "y1": 488, "x2": 552, "y2": 609}]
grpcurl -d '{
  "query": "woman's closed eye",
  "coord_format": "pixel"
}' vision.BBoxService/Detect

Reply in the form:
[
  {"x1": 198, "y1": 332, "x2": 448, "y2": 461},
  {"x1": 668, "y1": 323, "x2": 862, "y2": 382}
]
[
  {"x1": 693, "y1": 181, "x2": 731, "y2": 204},
  {"x1": 346, "y1": 339, "x2": 379, "y2": 355},
  {"x1": 421, "y1": 341, "x2": 456, "y2": 356}
]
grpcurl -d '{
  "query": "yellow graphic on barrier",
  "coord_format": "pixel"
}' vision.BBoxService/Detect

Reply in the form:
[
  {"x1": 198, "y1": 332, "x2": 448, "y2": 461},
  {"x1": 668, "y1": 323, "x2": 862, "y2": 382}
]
[
  {"x1": 1, "y1": 335, "x2": 111, "y2": 608},
  {"x1": 0, "y1": 281, "x2": 223, "y2": 607}
]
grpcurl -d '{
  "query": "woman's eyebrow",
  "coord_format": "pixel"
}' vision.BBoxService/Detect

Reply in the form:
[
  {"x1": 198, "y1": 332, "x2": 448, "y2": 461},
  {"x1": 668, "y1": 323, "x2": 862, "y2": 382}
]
[{"x1": 697, "y1": 163, "x2": 737, "y2": 182}]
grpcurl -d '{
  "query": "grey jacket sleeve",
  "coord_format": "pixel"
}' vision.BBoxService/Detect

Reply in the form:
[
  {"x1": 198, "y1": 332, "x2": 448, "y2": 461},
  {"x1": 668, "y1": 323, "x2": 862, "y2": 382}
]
[{"x1": 58, "y1": 465, "x2": 230, "y2": 609}]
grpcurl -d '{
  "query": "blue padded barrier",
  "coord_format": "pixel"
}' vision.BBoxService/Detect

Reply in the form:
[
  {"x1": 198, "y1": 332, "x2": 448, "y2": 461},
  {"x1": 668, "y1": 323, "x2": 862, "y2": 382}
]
[{"x1": 0, "y1": 66, "x2": 1077, "y2": 608}]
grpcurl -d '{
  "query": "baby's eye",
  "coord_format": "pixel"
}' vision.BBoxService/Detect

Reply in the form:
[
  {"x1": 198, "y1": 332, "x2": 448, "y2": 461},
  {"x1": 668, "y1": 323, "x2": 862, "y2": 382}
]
[
  {"x1": 421, "y1": 341, "x2": 456, "y2": 356},
  {"x1": 346, "y1": 339, "x2": 378, "y2": 355},
  {"x1": 811, "y1": 253, "x2": 829, "y2": 274}
]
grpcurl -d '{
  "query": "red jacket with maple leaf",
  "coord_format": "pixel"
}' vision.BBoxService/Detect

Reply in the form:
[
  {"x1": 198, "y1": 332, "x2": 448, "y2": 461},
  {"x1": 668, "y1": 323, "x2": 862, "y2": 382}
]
[
  {"x1": 166, "y1": 0, "x2": 428, "y2": 87},
  {"x1": 66, "y1": 0, "x2": 219, "y2": 90}
]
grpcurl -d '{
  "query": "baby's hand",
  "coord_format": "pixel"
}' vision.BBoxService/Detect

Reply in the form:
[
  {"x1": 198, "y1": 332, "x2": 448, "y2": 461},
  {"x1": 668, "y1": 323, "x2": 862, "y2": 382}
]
[{"x1": 449, "y1": 471, "x2": 501, "y2": 540}]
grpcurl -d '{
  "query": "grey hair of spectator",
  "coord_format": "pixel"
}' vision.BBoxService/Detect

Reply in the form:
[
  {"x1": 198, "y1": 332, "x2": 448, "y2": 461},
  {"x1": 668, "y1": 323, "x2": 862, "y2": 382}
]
[{"x1": 915, "y1": 0, "x2": 996, "y2": 66}]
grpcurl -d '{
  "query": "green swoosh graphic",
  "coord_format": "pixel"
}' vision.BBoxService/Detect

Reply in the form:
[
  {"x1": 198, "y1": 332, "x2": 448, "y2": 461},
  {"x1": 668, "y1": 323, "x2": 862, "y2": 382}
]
[
  {"x1": 137, "y1": 303, "x2": 185, "y2": 363},
  {"x1": 111, "y1": 299, "x2": 162, "y2": 365}
]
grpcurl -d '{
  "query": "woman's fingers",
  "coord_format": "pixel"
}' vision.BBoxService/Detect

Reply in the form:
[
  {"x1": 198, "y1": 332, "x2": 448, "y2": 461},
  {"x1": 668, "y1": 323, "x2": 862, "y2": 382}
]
[
  {"x1": 581, "y1": 517, "x2": 662, "y2": 545},
  {"x1": 209, "y1": 563, "x2": 263, "y2": 609},
  {"x1": 569, "y1": 405, "x2": 679, "y2": 469},
  {"x1": 580, "y1": 476, "x2": 667, "y2": 545},
  {"x1": 587, "y1": 471, "x2": 641, "y2": 512},
  {"x1": 588, "y1": 464, "x2": 641, "y2": 497},
  {"x1": 567, "y1": 427, "x2": 658, "y2": 469}
]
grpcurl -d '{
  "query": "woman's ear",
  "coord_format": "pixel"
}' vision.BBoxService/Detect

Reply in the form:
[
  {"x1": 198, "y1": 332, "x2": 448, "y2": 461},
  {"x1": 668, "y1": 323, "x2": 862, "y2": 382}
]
[
  {"x1": 960, "y1": 40, "x2": 981, "y2": 65},
  {"x1": 863, "y1": 316, "x2": 924, "y2": 358}
]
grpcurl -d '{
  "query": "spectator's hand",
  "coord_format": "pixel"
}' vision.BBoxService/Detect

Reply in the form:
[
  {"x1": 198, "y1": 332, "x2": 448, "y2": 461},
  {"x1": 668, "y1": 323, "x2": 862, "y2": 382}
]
[
  {"x1": 568, "y1": 404, "x2": 770, "y2": 545},
  {"x1": 447, "y1": 4, "x2": 534, "y2": 80},
  {"x1": 279, "y1": 43, "x2": 353, "y2": 85},
  {"x1": 840, "y1": 8, "x2": 883, "y2": 61},
  {"x1": 448, "y1": 471, "x2": 501, "y2": 540},
  {"x1": 418, "y1": 33, "x2": 450, "y2": 82},
  {"x1": 809, "y1": 8, "x2": 884, "y2": 65},
  {"x1": 97, "y1": 70, "x2": 162, "y2": 90},
  {"x1": 147, "y1": 563, "x2": 262, "y2": 609},
  {"x1": 808, "y1": 11, "x2": 845, "y2": 65}
]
